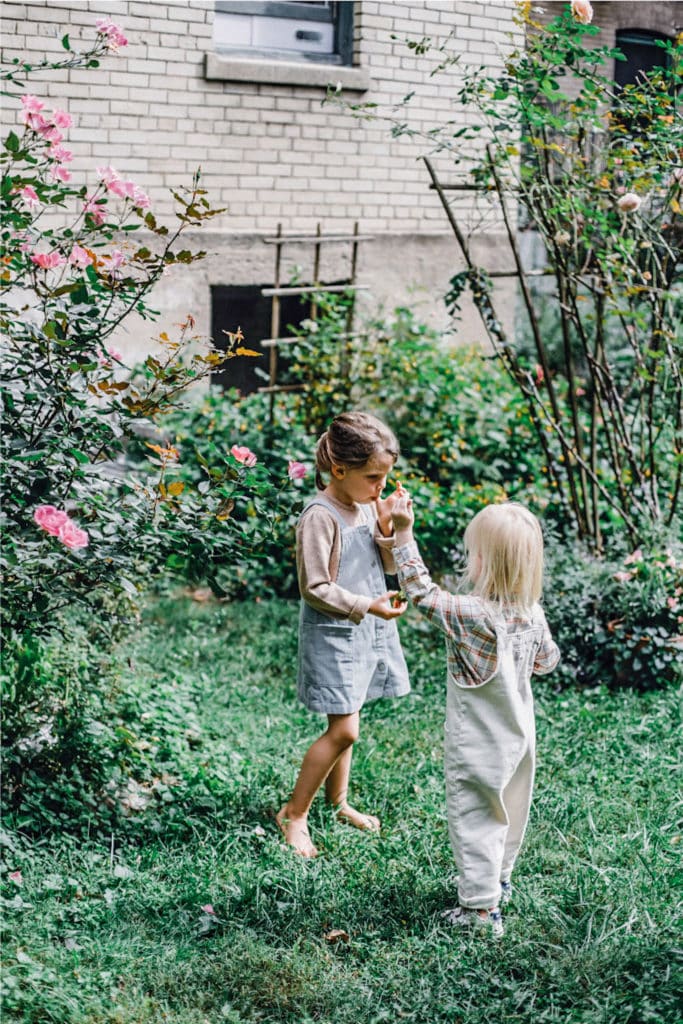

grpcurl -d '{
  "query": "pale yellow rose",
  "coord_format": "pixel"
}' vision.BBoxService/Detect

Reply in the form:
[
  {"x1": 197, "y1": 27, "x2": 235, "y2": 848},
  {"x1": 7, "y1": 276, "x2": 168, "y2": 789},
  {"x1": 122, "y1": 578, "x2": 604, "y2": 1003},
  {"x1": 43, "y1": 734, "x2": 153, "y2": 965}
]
[
  {"x1": 617, "y1": 192, "x2": 642, "y2": 213},
  {"x1": 571, "y1": 0, "x2": 593, "y2": 24}
]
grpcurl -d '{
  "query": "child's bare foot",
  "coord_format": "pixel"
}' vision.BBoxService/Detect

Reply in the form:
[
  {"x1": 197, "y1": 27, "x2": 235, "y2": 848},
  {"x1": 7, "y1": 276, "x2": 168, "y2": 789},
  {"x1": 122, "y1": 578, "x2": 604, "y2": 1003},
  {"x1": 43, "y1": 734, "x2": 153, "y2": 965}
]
[
  {"x1": 276, "y1": 806, "x2": 318, "y2": 858},
  {"x1": 335, "y1": 803, "x2": 381, "y2": 833}
]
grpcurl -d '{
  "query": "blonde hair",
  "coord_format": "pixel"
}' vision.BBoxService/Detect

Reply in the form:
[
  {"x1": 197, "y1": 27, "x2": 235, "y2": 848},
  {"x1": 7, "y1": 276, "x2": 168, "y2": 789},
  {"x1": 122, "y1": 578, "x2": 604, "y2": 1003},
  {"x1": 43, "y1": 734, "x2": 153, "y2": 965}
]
[
  {"x1": 315, "y1": 411, "x2": 399, "y2": 490},
  {"x1": 464, "y1": 502, "x2": 544, "y2": 614}
]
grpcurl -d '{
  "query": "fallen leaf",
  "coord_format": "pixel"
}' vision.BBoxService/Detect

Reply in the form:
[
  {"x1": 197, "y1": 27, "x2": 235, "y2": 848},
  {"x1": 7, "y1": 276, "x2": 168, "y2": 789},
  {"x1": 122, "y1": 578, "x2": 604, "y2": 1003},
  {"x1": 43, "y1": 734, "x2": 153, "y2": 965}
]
[
  {"x1": 112, "y1": 864, "x2": 134, "y2": 880},
  {"x1": 324, "y1": 929, "x2": 350, "y2": 944}
]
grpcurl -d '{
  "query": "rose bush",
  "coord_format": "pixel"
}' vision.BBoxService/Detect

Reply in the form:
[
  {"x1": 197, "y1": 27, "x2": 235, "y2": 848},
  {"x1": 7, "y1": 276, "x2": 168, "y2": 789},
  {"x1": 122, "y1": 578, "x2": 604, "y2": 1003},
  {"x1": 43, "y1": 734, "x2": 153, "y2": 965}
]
[
  {"x1": 1, "y1": 26, "x2": 297, "y2": 646},
  {"x1": 0, "y1": 25, "x2": 299, "y2": 789}
]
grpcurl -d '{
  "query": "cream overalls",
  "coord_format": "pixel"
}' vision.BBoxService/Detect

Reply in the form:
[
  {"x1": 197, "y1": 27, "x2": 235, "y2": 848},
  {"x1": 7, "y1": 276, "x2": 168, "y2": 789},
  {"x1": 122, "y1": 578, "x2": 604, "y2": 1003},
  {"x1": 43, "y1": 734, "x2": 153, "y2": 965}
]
[{"x1": 394, "y1": 539, "x2": 560, "y2": 910}]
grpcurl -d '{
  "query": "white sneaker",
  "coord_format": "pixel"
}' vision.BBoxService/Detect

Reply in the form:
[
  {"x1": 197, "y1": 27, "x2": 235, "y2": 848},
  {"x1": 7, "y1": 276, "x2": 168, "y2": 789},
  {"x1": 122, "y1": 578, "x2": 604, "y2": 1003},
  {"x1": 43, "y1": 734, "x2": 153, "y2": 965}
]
[
  {"x1": 442, "y1": 904, "x2": 504, "y2": 939},
  {"x1": 500, "y1": 880, "x2": 513, "y2": 906}
]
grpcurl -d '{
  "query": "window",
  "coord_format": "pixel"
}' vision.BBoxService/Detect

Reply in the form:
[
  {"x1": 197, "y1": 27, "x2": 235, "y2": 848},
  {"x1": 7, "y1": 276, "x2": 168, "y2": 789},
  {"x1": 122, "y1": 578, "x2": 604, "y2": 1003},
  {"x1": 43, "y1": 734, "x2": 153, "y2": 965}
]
[
  {"x1": 614, "y1": 29, "x2": 672, "y2": 89},
  {"x1": 214, "y1": 1, "x2": 353, "y2": 66},
  {"x1": 211, "y1": 284, "x2": 311, "y2": 394}
]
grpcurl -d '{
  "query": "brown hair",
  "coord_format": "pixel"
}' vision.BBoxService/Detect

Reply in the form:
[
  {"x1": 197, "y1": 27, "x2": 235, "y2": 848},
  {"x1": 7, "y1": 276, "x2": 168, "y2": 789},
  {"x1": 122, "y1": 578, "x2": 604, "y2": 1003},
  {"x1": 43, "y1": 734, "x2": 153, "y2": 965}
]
[{"x1": 315, "y1": 411, "x2": 399, "y2": 490}]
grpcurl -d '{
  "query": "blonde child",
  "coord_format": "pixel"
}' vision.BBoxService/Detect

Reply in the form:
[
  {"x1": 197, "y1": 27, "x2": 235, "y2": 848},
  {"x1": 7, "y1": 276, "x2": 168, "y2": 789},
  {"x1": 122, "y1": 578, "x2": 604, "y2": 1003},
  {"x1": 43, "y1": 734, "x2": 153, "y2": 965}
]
[
  {"x1": 277, "y1": 412, "x2": 410, "y2": 858},
  {"x1": 391, "y1": 496, "x2": 560, "y2": 937}
]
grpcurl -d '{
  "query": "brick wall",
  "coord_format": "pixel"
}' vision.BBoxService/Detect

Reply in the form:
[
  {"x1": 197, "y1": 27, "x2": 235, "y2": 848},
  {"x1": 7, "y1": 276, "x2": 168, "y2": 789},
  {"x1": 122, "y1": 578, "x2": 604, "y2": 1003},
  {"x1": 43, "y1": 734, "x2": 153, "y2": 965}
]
[{"x1": 2, "y1": 0, "x2": 524, "y2": 355}]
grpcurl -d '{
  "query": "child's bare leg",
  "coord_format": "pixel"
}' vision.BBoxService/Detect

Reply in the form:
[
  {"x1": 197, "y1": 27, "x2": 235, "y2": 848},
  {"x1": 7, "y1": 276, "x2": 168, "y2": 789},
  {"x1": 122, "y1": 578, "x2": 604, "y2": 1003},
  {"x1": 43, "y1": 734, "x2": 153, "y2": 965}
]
[
  {"x1": 325, "y1": 718, "x2": 380, "y2": 833},
  {"x1": 277, "y1": 712, "x2": 360, "y2": 857}
]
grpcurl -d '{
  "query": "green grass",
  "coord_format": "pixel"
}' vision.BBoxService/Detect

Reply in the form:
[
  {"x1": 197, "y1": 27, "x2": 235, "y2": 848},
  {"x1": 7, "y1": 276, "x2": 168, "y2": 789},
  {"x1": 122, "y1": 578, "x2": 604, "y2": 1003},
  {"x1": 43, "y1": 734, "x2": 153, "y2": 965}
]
[{"x1": 2, "y1": 598, "x2": 682, "y2": 1023}]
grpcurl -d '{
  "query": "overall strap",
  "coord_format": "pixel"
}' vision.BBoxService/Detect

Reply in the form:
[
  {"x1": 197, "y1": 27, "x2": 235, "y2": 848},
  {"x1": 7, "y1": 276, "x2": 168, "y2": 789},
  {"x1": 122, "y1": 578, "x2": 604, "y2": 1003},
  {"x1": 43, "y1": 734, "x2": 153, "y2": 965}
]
[{"x1": 302, "y1": 496, "x2": 350, "y2": 530}]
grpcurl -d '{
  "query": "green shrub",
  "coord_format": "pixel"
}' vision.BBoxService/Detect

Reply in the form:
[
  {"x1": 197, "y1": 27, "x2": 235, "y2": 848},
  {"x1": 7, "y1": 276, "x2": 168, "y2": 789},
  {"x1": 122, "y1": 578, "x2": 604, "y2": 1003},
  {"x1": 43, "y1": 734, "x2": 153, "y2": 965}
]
[
  {"x1": 0, "y1": 27, "x2": 303, "y2": 807},
  {"x1": 544, "y1": 535, "x2": 683, "y2": 690},
  {"x1": 156, "y1": 299, "x2": 554, "y2": 588}
]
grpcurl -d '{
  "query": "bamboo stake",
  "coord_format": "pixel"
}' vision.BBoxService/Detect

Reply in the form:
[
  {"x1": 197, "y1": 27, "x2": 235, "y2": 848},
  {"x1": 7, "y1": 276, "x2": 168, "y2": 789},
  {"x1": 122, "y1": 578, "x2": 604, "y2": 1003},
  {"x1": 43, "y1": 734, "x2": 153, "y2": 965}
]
[
  {"x1": 423, "y1": 156, "x2": 574, "y2": 528},
  {"x1": 486, "y1": 150, "x2": 587, "y2": 539}
]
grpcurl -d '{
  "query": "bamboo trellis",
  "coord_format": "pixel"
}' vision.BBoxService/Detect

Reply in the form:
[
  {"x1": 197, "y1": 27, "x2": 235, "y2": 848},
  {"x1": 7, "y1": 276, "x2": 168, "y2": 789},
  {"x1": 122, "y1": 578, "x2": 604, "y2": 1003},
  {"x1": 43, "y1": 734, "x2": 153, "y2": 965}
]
[{"x1": 258, "y1": 222, "x2": 371, "y2": 423}]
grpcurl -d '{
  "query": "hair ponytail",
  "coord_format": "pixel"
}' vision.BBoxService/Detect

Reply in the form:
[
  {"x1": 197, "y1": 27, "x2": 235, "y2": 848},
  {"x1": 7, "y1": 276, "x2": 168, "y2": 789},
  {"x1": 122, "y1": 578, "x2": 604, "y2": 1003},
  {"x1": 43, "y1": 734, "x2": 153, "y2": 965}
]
[{"x1": 315, "y1": 431, "x2": 332, "y2": 490}]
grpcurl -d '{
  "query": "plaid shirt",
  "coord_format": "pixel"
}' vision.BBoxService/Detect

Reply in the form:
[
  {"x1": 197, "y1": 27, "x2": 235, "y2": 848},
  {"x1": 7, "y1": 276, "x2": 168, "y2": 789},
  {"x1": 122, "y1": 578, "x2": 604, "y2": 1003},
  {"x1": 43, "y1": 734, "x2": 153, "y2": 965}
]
[{"x1": 394, "y1": 540, "x2": 560, "y2": 687}]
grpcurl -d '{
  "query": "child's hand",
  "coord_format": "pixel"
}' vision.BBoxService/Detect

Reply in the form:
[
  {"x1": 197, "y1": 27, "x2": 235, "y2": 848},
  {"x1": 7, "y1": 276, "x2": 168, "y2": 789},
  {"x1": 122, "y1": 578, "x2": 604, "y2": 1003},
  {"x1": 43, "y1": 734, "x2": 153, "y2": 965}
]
[
  {"x1": 391, "y1": 493, "x2": 414, "y2": 531},
  {"x1": 369, "y1": 591, "x2": 407, "y2": 619},
  {"x1": 375, "y1": 483, "x2": 409, "y2": 537}
]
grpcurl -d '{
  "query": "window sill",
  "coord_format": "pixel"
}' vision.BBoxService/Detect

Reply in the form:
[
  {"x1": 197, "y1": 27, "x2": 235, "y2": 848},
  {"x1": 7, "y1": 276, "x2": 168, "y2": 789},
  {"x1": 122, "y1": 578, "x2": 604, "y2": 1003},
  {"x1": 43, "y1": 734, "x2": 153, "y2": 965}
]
[{"x1": 204, "y1": 53, "x2": 370, "y2": 91}]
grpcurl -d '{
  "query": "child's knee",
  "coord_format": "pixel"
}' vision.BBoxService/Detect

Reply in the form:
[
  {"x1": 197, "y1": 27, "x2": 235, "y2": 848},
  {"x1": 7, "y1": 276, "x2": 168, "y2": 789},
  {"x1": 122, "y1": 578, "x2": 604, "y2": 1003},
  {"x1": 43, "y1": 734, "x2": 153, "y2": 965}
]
[{"x1": 328, "y1": 717, "x2": 360, "y2": 748}]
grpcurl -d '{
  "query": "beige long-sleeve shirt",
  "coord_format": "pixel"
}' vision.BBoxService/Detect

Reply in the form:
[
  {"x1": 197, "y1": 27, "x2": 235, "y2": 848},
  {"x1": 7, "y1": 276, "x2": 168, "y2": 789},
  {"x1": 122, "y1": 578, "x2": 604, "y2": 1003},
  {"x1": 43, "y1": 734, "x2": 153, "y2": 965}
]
[{"x1": 296, "y1": 492, "x2": 398, "y2": 623}]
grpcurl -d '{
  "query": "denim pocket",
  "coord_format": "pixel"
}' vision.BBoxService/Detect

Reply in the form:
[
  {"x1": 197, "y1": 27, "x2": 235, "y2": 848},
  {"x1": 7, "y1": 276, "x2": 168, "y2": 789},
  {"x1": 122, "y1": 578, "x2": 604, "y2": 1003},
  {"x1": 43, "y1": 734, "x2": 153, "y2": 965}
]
[{"x1": 300, "y1": 622, "x2": 355, "y2": 693}]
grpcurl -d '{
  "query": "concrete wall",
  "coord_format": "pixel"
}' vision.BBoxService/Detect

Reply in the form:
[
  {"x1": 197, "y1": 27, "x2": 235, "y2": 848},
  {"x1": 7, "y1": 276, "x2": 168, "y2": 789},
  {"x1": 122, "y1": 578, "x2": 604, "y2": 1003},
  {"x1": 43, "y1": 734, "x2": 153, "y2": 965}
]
[{"x1": 1, "y1": 0, "x2": 525, "y2": 368}]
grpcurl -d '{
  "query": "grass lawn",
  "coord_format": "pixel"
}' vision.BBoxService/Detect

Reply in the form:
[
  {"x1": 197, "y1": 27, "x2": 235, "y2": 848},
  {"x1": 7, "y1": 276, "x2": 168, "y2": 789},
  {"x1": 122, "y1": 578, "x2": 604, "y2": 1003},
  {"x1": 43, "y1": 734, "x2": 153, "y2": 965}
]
[{"x1": 2, "y1": 597, "x2": 682, "y2": 1023}]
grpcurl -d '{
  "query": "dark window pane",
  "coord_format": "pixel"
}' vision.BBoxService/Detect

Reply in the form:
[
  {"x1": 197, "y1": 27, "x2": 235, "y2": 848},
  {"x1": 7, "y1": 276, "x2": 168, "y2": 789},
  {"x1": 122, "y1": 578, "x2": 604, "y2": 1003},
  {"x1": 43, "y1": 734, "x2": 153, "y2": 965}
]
[
  {"x1": 211, "y1": 284, "x2": 314, "y2": 394},
  {"x1": 614, "y1": 29, "x2": 672, "y2": 89}
]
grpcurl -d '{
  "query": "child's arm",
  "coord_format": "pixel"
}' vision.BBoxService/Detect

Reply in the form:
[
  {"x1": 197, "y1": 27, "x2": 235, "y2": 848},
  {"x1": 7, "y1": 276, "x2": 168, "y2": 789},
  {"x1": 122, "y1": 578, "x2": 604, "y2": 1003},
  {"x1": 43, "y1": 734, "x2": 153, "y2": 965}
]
[
  {"x1": 533, "y1": 606, "x2": 561, "y2": 674},
  {"x1": 390, "y1": 494, "x2": 470, "y2": 640},
  {"x1": 297, "y1": 507, "x2": 371, "y2": 623},
  {"x1": 373, "y1": 483, "x2": 406, "y2": 575},
  {"x1": 391, "y1": 495, "x2": 499, "y2": 685},
  {"x1": 298, "y1": 507, "x2": 405, "y2": 623}
]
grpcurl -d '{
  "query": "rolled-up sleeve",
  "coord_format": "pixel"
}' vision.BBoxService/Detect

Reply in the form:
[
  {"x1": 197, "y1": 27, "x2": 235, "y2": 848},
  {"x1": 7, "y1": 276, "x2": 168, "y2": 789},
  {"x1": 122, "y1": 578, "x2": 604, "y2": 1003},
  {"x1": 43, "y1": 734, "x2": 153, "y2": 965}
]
[
  {"x1": 533, "y1": 606, "x2": 561, "y2": 674},
  {"x1": 393, "y1": 541, "x2": 463, "y2": 640},
  {"x1": 375, "y1": 529, "x2": 398, "y2": 574}
]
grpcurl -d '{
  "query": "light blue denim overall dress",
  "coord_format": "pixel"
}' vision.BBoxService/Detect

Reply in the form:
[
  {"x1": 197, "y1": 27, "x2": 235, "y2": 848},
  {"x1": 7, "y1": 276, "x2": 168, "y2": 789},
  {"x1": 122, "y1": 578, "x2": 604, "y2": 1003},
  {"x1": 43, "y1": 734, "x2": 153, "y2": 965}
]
[{"x1": 297, "y1": 497, "x2": 410, "y2": 715}]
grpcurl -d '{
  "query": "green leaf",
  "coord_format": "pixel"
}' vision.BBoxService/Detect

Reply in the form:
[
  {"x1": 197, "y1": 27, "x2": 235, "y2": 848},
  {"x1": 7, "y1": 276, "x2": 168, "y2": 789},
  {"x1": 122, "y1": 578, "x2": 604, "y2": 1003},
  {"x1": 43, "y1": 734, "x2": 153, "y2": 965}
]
[
  {"x1": 5, "y1": 132, "x2": 20, "y2": 154},
  {"x1": 68, "y1": 449, "x2": 90, "y2": 464},
  {"x1": 61, "y1": 34, "x2": 71, "y2": 51}
]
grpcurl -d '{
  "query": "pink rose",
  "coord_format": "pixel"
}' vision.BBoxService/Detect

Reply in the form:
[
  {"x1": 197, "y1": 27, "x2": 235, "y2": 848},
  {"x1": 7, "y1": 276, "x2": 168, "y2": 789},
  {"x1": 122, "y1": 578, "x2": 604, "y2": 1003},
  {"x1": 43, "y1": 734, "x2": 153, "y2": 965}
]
[
  {"x1": 48, "y1": 144, "x2": 73, "y2": 164},
  {"x1": 69, "y1": 244, "x2": 93, "y2": 269},
  {"x1": 613, "y1": 571, "x2": 633, "y2": 583},
  {"x1": 107, "y1": 177, "x2": 130, "y2": 199},
  {"x1": 38, "y1": 123, "x2": 63, "y2": 145},
  {"x1": 83, "y1": 195, "x2": 106, "y2": 225},
  {"x1": 99, "y1": 345, "x2": 124, "y2": 366},
  {"x1": 132, "y1": 185, "x2": 151, "y2": 210},
  {"x1": 51, "y1": 109, "x2": 73, "y2": 129},
  {"x1": 20, "y1": 95, "x2": 45, "y2": 115},
  {"x1": 624, "y1": 548, "x2": 643, "y2": 565},
  {"x1": 287, "y1": 460, "x2": 307, "y2": 480},
  {"x1": 9, "y1": 871, "x2": 22, "y2": 886},
  {"x1": 50, "y1": 164, "x2": 71, "y2": 183},
  {"x1": 200, "y1": 904, "x2": 215, "y2": 915},
  {"x1": 105, "y1": 176, "x2": 150, "y2": 209},
  {"x1": 106, "y1": 250, "x2": 126, "y2": 278},
  {"x1": 30, "y1": 251, "x2": 66, "y2": 270},
  {"x1": 231, "y1": 445, "x2": 257, "y2": 467},
  {"x1": 96, "y1": 18, "x2": 128, "y2": 50},
  {"x1": 58, "y1": 519, "x2": 89, "y2": 550},
  {"x1": 617, "y1": 192, "x2": 641, "y2": 213},
  {"x1": 571, "y1": 0, "x2": 593, "y2": 24},
  {"x1": 34, "y1": 505, "x2": 69, "y2": 536},
  {"x1": 96, "y1": 165, "x2": 121, "y2": 187},
  {"x1": 18, "y1": 185, "x2": 40, "y2": 211}
]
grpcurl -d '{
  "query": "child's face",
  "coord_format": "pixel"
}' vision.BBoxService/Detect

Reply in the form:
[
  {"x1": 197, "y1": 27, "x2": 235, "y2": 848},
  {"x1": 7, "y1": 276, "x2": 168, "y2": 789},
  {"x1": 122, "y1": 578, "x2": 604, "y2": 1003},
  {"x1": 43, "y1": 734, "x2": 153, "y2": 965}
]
[{"x1": 331, "y1": 452, "x2": 394, "y2": 504}]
